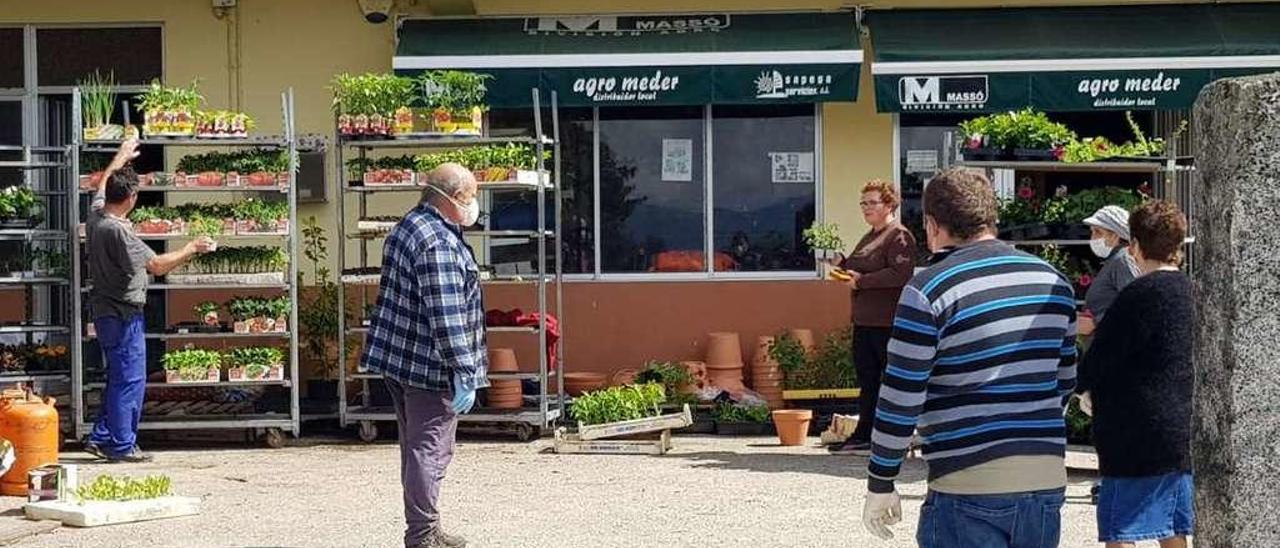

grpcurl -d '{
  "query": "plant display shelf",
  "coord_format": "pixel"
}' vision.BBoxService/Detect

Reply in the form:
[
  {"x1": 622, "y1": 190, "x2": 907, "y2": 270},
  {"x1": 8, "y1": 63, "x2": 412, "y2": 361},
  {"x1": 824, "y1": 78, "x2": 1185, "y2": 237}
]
[
  {"x1": 70, "y1": 88, "x2": 302, "y2": 448},
  {"x1": 1010, "y1": 237, "x2": 1197, "y2": 248},
  {"x1": 336, "y1": 89, "x2": 564, "y2": 442},
  {"x1": 957, "y1": 160, "x2": 1193, "y2": 174},
  {"x1": 0, "y1": 147, "x2": 78, "y2": 395}
]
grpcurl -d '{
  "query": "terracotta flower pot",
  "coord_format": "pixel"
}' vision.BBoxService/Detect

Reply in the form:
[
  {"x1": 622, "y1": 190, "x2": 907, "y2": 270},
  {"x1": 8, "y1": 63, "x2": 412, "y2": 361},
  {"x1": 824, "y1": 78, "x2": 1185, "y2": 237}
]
[
  {"x1": 564, "y1": 372, "x2": 608, "y2": 396},
  {"x1": 706, "y1": 363, "x2": 745, "y2": 392},
  {"x1": 772, "y1": 409, "x2": 813, "y2": 446},
  {"x1": 680, "y1": 361, "x2": 709, "y2": 389},
  {"x1": 787, "y1": 329, "x2": 815, "y2": 353},
  {"x1": 753, "y1": 336, "x2": 777, "y2": 365},
  {"x1": 488, "y1": 348, "x2": 519, "y2": 372},
  {"x1": 704, "y1": 332, "x2": 744, "y2": 366}
]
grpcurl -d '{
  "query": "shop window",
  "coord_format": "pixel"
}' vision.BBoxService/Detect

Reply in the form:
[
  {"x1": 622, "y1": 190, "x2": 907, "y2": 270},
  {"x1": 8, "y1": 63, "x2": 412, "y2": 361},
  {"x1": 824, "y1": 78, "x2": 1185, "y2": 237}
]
[
  {"x1": 0, "y1": 101, "x2": 21, "y2": 146},
  {"x1": 486, "y1": 107, "x2": 594, "y2": 275},
  {"x1": 0, "y1": 29, "x2": 22, "y2": 89},
  {"x1": 598, "y1": 106, "x2": 705, "y2": 274},
  {"x1": 711, "y1": 105, "x2": 816, "y2": 272},
  {"x1": 36, "y1": 27, "x2": 162, "y2": 86}
]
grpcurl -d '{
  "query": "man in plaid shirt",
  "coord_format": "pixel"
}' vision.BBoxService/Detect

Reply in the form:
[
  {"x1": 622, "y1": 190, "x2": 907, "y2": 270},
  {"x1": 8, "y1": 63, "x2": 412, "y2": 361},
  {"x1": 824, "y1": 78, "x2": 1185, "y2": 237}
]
[{"x1": 362, "y1": 163, "x2": 488, "y2": 548}]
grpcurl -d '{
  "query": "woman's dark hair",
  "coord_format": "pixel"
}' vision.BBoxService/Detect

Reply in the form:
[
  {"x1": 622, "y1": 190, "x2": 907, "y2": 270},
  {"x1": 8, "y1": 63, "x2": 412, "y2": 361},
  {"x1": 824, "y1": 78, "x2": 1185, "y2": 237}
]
[
  {"x1": 105, "y1": 167, "x2": 140, "y2": 204},
  {"x1": 1130, "y1": 199, "x2": 1187, "y2": 264}
]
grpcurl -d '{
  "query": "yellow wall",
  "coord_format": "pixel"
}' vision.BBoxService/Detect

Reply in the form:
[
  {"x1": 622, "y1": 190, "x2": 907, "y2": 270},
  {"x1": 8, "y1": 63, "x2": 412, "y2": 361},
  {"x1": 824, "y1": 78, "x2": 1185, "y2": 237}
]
[{"x1": 1, "y1": 0, "x2": 1204, "y2": 273}]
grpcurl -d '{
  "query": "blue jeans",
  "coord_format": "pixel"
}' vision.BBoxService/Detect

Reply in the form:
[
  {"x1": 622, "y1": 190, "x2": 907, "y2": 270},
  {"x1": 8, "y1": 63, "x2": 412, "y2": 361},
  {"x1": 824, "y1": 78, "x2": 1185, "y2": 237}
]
[
  {"x1": 88, "y1": 314, "x2": 147, "y2": 456},
  {"x1": 917, "y1": 488, "x2": 1066, "y2": 548}
]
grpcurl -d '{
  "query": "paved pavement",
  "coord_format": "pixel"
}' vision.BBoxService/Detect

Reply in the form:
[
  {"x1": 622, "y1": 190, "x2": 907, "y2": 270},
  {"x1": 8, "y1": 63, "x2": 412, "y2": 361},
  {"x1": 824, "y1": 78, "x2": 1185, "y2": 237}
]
[{"x1": 0, "y1": 436, "x2": 1108, "y2": 547}]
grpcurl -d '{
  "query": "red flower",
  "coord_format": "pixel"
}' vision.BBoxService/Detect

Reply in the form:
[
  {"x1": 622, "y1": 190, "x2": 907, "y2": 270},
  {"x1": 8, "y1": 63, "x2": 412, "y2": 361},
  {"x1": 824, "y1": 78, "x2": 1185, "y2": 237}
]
[
  {"x1": 1052, "y1": 146, "x2": 1065, "y2": 160},
  {"x1": 1017, "y1": 186, "x2": 1035, "y2": 200},
  {"x1": 1078, "y1": 274, "x2": 1093, "y2": 288},
  {"x1": 1138, "y1": 182, "x2": 1153, "y2": 197}
]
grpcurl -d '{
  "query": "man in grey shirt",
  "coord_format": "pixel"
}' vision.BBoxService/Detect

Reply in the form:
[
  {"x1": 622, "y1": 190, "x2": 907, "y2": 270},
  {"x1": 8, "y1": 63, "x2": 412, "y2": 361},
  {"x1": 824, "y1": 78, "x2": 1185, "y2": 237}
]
[{"x1": 84, "y1": 139, "x2": 214, "y2": 462}]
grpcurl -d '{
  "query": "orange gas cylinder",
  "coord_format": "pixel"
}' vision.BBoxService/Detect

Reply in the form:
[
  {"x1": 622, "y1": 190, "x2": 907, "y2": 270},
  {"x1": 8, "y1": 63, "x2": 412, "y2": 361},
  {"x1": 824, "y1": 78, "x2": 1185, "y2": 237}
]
[{"x1": 0, "y1": 388, "x2": 60, "y2": 496}]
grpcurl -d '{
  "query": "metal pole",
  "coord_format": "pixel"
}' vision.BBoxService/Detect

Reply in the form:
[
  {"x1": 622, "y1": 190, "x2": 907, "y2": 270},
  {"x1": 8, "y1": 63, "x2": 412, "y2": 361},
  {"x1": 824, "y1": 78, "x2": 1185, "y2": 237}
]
[
  {"x1": 336, "y1": 111, "x2": 348, "y2": 428},
  {"x1": 69, "y1": 88, "x2": 85, "y2": 440},
  {"x1": 532, "y1": 88, "x2": 548, "y2": 426},
  {"x1": 286, "y1": 89, "x2": 301, "y2": 437},
  {"x1": 550, "y1": 91, "x2": 564, "y2": 423}
]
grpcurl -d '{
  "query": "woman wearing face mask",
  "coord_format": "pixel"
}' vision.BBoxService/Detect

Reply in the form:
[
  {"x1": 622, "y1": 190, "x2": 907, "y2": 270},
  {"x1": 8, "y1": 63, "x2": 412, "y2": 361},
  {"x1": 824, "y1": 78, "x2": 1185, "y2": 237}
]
[
  {"x1": 1079, "y1": 205, "x2": 1140, "y2": 337},
  {"x1": 828, "y1": 180, "x2": 916, "y2": 456}
]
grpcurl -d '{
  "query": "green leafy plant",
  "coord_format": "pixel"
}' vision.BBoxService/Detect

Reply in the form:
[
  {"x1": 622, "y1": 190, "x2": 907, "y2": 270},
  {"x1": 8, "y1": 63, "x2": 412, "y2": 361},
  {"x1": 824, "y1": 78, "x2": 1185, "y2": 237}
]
[
  {"x1": 0, "y1": 186, "x2": 41, "y2": 220},
  {"x1": 79, "y1": 70, "x2": 117, "y2": 130},
  {"x1": 187, "y1": 246, "x2": 287, "y2": 275},
  {"x1": 186, "y1": 215, "x2": 225, "y2": 238},
  {"x1": 634, "y1": 361, "x2": 696, "y2": 406},
  {"x1": 1065, "y1": 392, "x2": 1092, "y2": 444},
  {"x1": 960, "y1": 109, "x2": 1076, "y2": 150},
  {"x1": 228, "y1": 347, "x2": 284, "y2": 368},
  {"x1": 193, "y1": 301, "x2": 220, "y2": 318},
  {"x1": 570, "y1": 383, "x2": 667, "y2": 426},
  {"x1": 331, "y1": 73, "x2": 417, "y2": 116},
  {"x1": 138, "y1": 79, "x2": 202, "y2": 113},
  {"x1": 414, "y1": 144, "x2": 547, "y2": 174},
  {"x1": 711, "y1": 402, "x2": 770, "y2": 423},
  {"x1": 419, "y1": 70, "x2": 493, "y2": 115},
  {"x1": 161, "y1": 348, "x2": 222, "y2": 380},
  {"x1": 771, "y1": 330, "x2": 855, "y2": 390},
  {"x1": 295, "y1": 217, "x2": 355, "y2": 379},
  {"x1": 75, "y1": 474, "x2": 172, "y2": 503},
  {"x1": 801, "y1": 222, "x2": 843, "y2": 253}
]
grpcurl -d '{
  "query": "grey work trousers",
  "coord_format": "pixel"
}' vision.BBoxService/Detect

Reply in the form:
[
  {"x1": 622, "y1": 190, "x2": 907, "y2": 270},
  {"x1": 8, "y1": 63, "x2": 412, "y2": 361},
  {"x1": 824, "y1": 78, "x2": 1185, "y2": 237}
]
[{"x1": 386, "y1": 378, "x2": 459, "y2": 548}]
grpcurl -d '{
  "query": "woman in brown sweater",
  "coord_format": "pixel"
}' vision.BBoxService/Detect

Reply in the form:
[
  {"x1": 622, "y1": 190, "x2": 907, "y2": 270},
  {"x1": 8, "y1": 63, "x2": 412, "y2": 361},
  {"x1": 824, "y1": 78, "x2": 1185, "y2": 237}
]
[{"x1": 830, "y1": 180, "x2": 917, "y2": 455}]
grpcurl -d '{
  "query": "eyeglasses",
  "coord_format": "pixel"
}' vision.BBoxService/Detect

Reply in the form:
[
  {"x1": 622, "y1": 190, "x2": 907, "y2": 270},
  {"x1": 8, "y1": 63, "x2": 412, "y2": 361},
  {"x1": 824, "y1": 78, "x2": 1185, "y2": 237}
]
[{"x1": 859, "y1": 201, "x2": 884, "y2": 208}]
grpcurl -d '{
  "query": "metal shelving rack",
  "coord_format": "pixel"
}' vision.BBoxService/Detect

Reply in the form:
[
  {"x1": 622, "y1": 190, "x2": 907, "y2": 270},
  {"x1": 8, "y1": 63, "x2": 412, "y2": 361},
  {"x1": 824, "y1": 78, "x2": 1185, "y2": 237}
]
[
  {"x1": 69, "y1": 89, "x2": 301, "y2": 447},
  {"x1": 0, "y1": 145, "x2": 77, "y2": 399},
  {"x1": 958, "y1": 154, "x2": 1196, "y2": 274},
  {"x1": 336, "y1": 89, "x2": 564, "y2": 442}
]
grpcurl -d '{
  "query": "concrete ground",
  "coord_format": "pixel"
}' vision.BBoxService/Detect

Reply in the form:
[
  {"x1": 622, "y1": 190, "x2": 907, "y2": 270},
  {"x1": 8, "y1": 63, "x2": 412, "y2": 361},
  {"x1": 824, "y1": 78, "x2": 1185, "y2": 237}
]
[{"x1": 1, "y1": 435, "x2": 1108, "y2": 548}]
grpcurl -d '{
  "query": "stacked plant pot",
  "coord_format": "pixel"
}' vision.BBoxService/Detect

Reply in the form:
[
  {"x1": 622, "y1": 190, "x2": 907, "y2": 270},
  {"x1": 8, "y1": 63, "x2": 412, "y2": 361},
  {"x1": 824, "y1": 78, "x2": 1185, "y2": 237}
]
[
  {"x1": 787, "y1": 328, "x2": 816, "y2": 354},
  {"x1": 564, "y1": 372, "x2": 608, "y2": 397},
  {"x1": 704, "y1": 332, "x2": 746, "y2": 392},
  {"x1": 486, "y1": 348, "x2": 523, "y2": 409},
  {"x1": 751, "y1": 336, "x2": 785, "y2": 409}
]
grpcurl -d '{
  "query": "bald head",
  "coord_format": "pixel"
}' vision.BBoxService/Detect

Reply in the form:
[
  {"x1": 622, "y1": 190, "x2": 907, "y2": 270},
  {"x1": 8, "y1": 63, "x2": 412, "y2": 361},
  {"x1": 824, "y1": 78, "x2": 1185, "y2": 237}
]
[{"x1": 422, "y1": 162, "x2": 478, "y2": 224}]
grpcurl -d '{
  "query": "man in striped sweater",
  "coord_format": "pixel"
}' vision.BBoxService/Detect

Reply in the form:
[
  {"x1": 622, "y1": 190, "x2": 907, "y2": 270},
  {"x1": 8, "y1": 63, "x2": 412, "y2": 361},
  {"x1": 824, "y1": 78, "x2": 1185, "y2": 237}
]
[{"x1": 861, "y1": 167, "x2": 1077, "y2": 548}]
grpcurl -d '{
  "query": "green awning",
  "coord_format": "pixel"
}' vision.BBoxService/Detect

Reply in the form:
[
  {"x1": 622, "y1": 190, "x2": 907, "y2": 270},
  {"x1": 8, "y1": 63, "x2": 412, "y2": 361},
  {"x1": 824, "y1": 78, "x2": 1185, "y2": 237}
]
[
  {"x1": 394, "y1": 13, "x2": 861, "y2": 107},
  {"x1": 869, "y1": 4, "x2": 1280, "y2": 113}
]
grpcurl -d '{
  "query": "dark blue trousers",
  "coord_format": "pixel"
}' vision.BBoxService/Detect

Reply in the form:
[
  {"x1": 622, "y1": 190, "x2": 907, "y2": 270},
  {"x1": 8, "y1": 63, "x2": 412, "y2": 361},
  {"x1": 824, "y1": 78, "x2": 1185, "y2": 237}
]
[{"x1": 88, "y1": 314, "x2": 147, "y2": 456}]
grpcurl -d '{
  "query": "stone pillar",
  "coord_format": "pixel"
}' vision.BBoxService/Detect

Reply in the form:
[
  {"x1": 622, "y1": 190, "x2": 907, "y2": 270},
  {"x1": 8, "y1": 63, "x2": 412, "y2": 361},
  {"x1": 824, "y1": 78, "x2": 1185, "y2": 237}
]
[{"x1": 1192, "y1": 73, "x2": 1280, "y2": 548}]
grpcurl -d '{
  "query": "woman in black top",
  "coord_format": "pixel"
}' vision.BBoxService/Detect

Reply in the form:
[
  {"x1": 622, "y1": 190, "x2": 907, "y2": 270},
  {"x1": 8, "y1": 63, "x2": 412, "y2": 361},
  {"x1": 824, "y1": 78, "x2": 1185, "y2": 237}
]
[{"x1": 1077, "y1": 200, "x2": 1194, "y2": 548}]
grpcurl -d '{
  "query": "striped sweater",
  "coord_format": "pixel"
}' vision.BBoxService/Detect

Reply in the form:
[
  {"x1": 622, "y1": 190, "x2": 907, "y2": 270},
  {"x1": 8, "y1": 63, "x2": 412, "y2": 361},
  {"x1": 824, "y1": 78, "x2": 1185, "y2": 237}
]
[{"x1": 867, "y1": 239, "x2": 1077, "y2": 494}]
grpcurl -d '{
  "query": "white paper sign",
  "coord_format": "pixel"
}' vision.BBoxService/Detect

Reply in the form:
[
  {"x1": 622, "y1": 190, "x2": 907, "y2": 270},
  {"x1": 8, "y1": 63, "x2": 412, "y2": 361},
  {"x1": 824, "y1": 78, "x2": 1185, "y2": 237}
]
[
  {"x1": 661, "y1": 139, "x2": 693, "y2": 182},
  {"x1": 769, "y1": 152, "x2": 815, "y2": 183},
  {"x1": 906, "y1": 150, "x2": 939, "y2": 174}
]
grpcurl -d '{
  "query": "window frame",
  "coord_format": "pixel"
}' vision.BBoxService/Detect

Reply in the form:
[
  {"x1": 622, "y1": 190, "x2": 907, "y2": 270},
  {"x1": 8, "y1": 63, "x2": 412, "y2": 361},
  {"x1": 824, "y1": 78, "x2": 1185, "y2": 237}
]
[{"x1": 554, "y1": 103, "x2": 823, "y2": 283}]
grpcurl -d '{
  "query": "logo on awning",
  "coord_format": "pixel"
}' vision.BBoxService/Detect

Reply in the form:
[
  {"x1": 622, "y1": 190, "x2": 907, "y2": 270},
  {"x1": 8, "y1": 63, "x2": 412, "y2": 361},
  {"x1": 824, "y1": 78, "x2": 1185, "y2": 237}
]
[
  {"x1": 756, "y1": 71, "x2": 834, "y2": 100},
  {"x1": 899, "y1": 76, "x2": 988, "y2": 111},
  {"x1": 525, "y1": 14, "x2": 730, "y2": 36}
]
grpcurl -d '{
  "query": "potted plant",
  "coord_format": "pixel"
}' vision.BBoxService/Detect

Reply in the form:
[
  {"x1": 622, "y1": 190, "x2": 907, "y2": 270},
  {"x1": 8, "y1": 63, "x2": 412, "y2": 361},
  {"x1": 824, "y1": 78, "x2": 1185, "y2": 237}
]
[
  {"x1": 195, "y1": 110, "x2": 254, "y2": 139},
  {"x1": 194, "y1": 301, "x2": 221, "y2": 329},
  {"x1": 569, "y1": 383, "x2": 668, "y2": 427},
  {"x1": 419, "y1": 70, "x2": 491, "y2": 135},
  {"x1": 226, "y1": 347, "x2": 285, "y2": 382},
  {"x1": 29, "y1": 248, "x2": 69, "y2": 278},
  {"x1": 295, "y1": 217, "x2": 353, "y2": 402},
  {"x1": 997, "y1": 186, "x2": 1049, "y2": 241},
  {"x1": 161, "y1": 348, "x2": 221, "y2": 383},
  {"x1": 331, "y1": 73, "x2": 416, "y2": 138},
  {"x1": 129, "y1": 206, "x2": 185, "y2": 235},
  {"x1": 175, "y1": 150, "x2": 228, "y2": 187},
  {"x1": 360, "y1": 155, "x2": 417, "y2": 186},
  {"x1": 80, "y1": 70, "x2": 123, "y2": 141},
  {"x1": 802, "y1": 222, "x2": 843, "y2": 277},
  {"x1": 228, "y1": 297, "x2": 258, "y2": 334},
  {"x1": 712, "y1": 402, "x2": 773, "y2": 435},
  {"x1": 959, "y1": 109, "x2": 1075, "y2": 161},
  {"x1": 138, "y1": 79, "x2": 203, "y2": 138},
  {"x1": 634, "y1": 360, "x2": 698, "y2": 408},
  {"x1": 0, "y1": 187, "x2": 42, "y2": 228},
  {"x1": 233, "y1": 199, "x2": 289, "y2": 234}
]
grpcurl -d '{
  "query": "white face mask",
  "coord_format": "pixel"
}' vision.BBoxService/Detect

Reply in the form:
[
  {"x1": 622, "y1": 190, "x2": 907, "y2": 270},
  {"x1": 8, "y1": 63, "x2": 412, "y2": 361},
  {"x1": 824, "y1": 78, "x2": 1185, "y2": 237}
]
[
  {"x1": 1089, "y1": 238, "x2": 1113, "y2": 259},
  {"x1": 430, "y1": 186, "x2": 480, "y2": 227}
]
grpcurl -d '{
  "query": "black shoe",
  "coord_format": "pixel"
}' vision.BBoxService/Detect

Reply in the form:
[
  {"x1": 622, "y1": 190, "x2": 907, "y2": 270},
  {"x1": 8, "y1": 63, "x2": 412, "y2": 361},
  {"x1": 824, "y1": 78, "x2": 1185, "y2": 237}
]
[
  {"x1": 418, "y1": 528, "x2": 467, "y2": 548},
  {"x1": 828, "y1": 440, "x2": 872, "y2": 456},
  {"x1": 82, "y1": 441, "x2": 108, "y2": 461},
  {"x1": 106, "y1": 446, "x2": 154, "y2": 463}
]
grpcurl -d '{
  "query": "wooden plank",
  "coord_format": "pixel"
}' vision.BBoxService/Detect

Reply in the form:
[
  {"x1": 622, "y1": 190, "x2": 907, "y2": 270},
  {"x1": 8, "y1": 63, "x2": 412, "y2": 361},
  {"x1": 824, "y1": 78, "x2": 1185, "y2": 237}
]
[
  {"x1": 24, "y1": 497, "x2": 201, "y2": 528},
  {"x1": 782, "y1": 388, "x2": 860, "y2": 400},
  {"x1": 554, "y1": 428, "x2": 670, "y2": 455},
  {"x1": 576, "y1": 404, "x2": 692, "y2": 441}
]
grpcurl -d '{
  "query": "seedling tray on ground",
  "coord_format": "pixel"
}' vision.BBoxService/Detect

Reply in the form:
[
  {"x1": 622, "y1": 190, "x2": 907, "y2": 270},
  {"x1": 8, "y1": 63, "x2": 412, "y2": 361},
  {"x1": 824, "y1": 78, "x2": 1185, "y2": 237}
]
[
  {"x1": 25, "y1": 496, "x2": 201, "y2": 527},
  {"x1": 554, "y1": 428, "x2": 672, "y2": 455},
  {"x1": 575, "y1": 403, "x2": 692, "y2": 441}
]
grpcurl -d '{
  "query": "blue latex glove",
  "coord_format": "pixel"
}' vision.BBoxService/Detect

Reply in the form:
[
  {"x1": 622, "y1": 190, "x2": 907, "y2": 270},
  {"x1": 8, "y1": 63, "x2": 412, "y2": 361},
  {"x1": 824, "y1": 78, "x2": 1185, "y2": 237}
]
[{"x1": 451, "y1": 373, "x2": 477, "y2": 414}]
